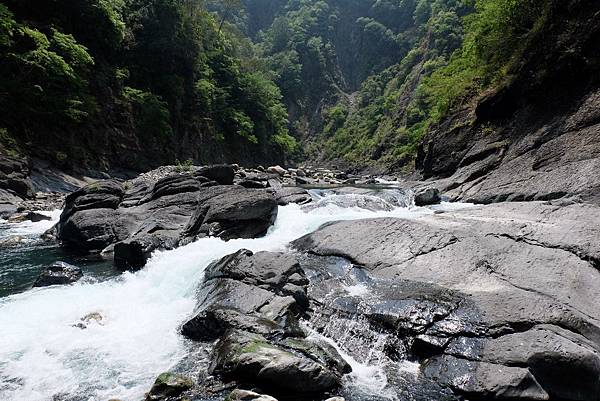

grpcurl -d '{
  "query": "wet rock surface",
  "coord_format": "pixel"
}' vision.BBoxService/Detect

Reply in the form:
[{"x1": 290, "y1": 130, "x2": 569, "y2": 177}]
[
  {"x1": 293, "y1": 201, "x2": 600, "y2": 401},
  {"x1": 180, "y1": 249, "x2": 350, "y2": 399},
  {"x1": 145, "y1": 372, "x2": 193, "y2": 401},
  {"x1": 32, "y1": 261, "x2": 83, "y2": 287},
  {"x1": 413, "y1": 187, "x2": 441, "y2": 206}
]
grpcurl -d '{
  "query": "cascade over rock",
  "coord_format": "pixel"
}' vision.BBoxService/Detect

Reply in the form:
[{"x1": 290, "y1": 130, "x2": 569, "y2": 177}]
[{"x1": 293, "y1": 201, "x2": 600, "y2": 401}]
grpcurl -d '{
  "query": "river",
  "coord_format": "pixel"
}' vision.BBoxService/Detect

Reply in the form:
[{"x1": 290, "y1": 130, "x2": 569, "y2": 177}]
[{"x1": 0, "y1": 188, "x2": 470, "y2": 401}]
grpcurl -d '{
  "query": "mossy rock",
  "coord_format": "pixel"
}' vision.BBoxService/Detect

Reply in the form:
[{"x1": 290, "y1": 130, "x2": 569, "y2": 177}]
[{"x1": 145, "y1": 372, "x2": 193, "y2": 400}]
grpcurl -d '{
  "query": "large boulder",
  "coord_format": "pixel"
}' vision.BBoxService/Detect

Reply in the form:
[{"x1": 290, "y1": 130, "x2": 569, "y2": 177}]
[
  {"x1": 182, "y1": 187, "x2": 277, "y2": 241},
  {"x1": 273, "y1": 187, "x2": 312, "y2": 206},
  {"x1": 0, "y1": 155, "x2": 35, "y2": 199},
  {"x1": 33, "y1": 261, "x2": 83, "y2": 287},
  {"x1": 413, "y1": 187, "x2": 441, "y2": 206},
  {"x1": 195, "y1": 164, "x2": 235, "y2": 185},
  {"x1": 181, "y1": 250, "x2": 308, "y2": 341},
  {"x1": 292, "y1": 201, "x2": 600, "y2": 401},
  {"x1": 181, "y1": 249, "x2": 350, "y2": 398},
  {"x1": 266, "y1": 165, "x2": 287, "y2": 176},
  {"x1": 56, "y1": 166, "x2": 279, "y2": 269}
]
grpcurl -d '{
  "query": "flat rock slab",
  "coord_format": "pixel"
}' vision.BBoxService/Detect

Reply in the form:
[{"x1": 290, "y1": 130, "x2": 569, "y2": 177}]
[{"x1": 293, "y1": 201, "x2": 600, "y2": 401}]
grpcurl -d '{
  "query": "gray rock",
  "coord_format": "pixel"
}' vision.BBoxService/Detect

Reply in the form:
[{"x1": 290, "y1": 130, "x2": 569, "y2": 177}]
[
  {"x1": 182, "y1": 249, "x2": 350, "y2": 397},
  {"x1": 417, "y1": 87, "x2": 600, "y2": 205},
  {"x1": 274, "y1": 187, "x2": 312, "y2": 206},
  {"x1": 413, "y1": 187, "x2": 441, "y2": 206},
  {"x1": 423, "y1": 355, "x2": 549, "y2": 400},
  {"x1": 0, "y1": 155, "x2": 34, "y2": 199},
  {"x1": 293, "y1": 201, "x2": 600, "y2": 401},
  {"x1": 267, "y1": 165, "x2": 287, "y2": 176},
  {"x1": 210, "y1": 330, "x2": 344, "y2": 394},
  {"x1": 181, "y1": 250, "x2": 308, "y2": 341},
  {"x1": 183, "y1": 187, "x2": 277, "y2": 241},
  {"x1": 237, "y1": 179, "x2": 267, "y2": 189},
  {"x1": 33, "y1": 261, "x2": 83, "y2": 287},
  {"x1": 229, "y1": 389, "x2": 278, "y2": 401},
  {"x1": 56, "y1": 168, "x2": 279, "y2": 268},
  {"x1": 7, "y1": 211, "x2": 51, "y2": 223},
  {"x1": 296, "y1": 176, "x2": 315, "y2": 185},
  {"x1": 195, "y1": 164, "x2": 235, "y2": 185}
]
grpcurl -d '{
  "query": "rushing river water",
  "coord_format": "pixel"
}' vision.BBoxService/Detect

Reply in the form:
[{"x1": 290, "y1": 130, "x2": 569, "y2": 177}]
[{"x1": 0, "y1": 188, "x2": 470, "y2": 401}]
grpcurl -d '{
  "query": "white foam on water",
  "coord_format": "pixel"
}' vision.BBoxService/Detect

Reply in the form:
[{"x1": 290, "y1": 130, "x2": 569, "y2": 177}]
[
  {"x1": 343, "y1": 283, "x2": 370, "y2": 297},
  {"x1": 0, "y1": 209, "x2": 61, "y2": 239},
  {"x1": 397, "y1": 360, "x2": 421, "y2": 376},
  {"x1": 306, "y1": 326, "x2": 398, "y2": 401},
  {"x1": 0, "y1": 195, "x2": 471, "y2": 401}
]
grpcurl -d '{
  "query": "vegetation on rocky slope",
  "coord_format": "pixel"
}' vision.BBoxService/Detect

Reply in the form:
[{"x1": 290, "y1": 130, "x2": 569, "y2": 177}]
[
  {"x1": 0, "y1": 0, "x2": 294, "y2": 171},
  {"x1": 0, "y1": 0, "x2": 568, "y2": 173}
]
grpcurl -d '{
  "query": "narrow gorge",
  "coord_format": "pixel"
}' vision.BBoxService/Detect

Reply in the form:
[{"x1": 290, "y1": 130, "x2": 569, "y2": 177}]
[{"x1": 1, "y1": 1, "x2": 599, "y2": 401}]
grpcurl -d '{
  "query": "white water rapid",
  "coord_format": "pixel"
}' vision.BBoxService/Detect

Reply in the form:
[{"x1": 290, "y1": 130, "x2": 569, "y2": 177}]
[{"x1": 0, "y1": 191, "x2": 470, "y2": 401}]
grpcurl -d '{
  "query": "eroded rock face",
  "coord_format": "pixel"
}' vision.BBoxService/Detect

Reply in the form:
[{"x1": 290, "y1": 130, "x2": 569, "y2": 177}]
[
  {"x1": 56, "y1": 166, "x2": 279, "y2": 269},
  {"x1": 0, "y1": 155, "x2": 34, "y2": 199},
  {"x1": 32, "y1": 261, "x2": 83, "y2": 287},
  {"x1": 180, "y1": 249, "x2": 350, "y2": 398},
  {"x1": 415, "y1": 0, "x2": 600, "y2": 205},
  {"x1": 293, "y1": 201, "x2": 600, "y2": 401},
  {"x1": 181, "y1": 250, "x2": 309, "y2": 341}
]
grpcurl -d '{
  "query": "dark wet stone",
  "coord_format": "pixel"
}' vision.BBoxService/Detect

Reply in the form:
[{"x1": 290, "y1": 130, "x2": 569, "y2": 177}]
[
  {"x1": 210, "y1": 330, "x2": 344, "y2": 395},
  {"x1": 33, "y1": 261, "x2": 83, "y2": 287},
  {"x1": 195, "y1": 164, "x2": 235, "y2": 185},
  {"x1": 413, "y1": 187, "x2": 441, "y2": 206},
  {"x1": 182, "y1": 250, "x2": 309, "y2": 341}
]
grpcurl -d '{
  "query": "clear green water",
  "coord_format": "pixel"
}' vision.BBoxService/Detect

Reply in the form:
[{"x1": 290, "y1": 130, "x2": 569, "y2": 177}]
[{"x1": 0, "y1": 217, "x2": 116, "y2": 298}]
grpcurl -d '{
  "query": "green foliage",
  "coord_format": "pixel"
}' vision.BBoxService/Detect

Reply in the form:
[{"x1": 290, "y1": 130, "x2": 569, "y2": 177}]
[
  {"x1": 0, "y1": 0, "x2": 553, "y2": 171},
  {"x1": 0, "y1": 0, "x2": 295, "y2": 165},
  {"x1": 0, "y1": 3, "x2": 96, "y2": 130},
  {"x1": 304, "y1": 0, "x2": 551, "y2": 169},
  {"x1": 123, "y1": 87, "x2": 172, "y2": 140},
  {"x1": 421, "y1": 0, "x2": 551, "y2": 122},
  {"x1": 175, "y1": 158, "x2": 194, "y2": 172}
]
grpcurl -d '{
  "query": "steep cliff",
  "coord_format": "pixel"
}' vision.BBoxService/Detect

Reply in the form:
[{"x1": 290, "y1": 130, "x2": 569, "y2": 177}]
[{"x1": 416, "y1": 0, "x2": 600, "y2": 203}]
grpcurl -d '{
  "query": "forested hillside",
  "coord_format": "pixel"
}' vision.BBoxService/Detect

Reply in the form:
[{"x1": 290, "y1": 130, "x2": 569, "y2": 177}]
[
  {"x1": 0, "y1": 0, "x2": 295, "y2": 172},
  {"x1": 211, "y1": 0, "x2": 561, "y2": 172},
  {"x1": 0, "y1": 0, "x2": 593, "y2": 176}
]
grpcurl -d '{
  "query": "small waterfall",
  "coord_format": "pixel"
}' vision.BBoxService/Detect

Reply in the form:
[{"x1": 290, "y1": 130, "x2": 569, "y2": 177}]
[{"x1": 304, "y1": 257, "x2": 427, "y2": 401}]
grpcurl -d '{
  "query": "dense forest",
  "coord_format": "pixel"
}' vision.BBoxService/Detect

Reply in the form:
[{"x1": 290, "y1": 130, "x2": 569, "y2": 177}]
[
  {"x1": 0, "y1": 0, "x2": 295, "y2": 171},
  {"x1": 0, "y1": 0, "x2": 556, "y2": 172}
]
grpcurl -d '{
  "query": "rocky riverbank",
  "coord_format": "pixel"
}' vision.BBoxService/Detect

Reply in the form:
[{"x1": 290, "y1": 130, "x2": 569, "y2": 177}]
[
  {"x1": 134, "y1": 197, "x2": 600, "y2": 401},
  {"x1": 2, "y1": 159, "x2": 599, "y2": 401}
]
